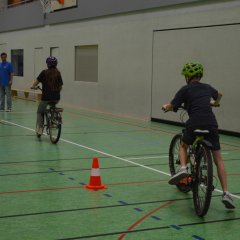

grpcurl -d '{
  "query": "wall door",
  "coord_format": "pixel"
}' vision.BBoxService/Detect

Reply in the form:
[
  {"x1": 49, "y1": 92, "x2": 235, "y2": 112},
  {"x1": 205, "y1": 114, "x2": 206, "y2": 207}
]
[
  {"x1": 34, "y1": 47, "x2": 44, "y2": 79},
  {"x1": 151, "y1": 24, "x2": 240, "y2": 132},
  {"x1": 0, "y1": 43, "x2": 7, "y2": 56},
  {"x1": 50, "y1": 47, "x2": 60, "y2": 68},
  {"x1": 50, "y1": 47, "x2": 59, "y2": 59}
]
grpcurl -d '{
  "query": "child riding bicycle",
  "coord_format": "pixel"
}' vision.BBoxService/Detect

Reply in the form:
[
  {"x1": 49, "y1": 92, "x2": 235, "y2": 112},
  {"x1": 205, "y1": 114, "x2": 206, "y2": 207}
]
[
  {"x1": 31, "y1": 56, "x2": 63, "y2": 137},
  {"x1": 162, "y1": 62, "x2": 235, "y2": 209}
]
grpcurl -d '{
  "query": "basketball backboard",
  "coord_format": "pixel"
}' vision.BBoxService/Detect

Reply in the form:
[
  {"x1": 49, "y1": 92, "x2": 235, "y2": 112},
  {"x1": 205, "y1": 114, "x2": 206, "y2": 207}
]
[
  {"x1": 40, "y1": 0, "x2": 77, "y2": 13},
  {"x1": 51, "y1": 0, "x2": 77, "y2": 12}
]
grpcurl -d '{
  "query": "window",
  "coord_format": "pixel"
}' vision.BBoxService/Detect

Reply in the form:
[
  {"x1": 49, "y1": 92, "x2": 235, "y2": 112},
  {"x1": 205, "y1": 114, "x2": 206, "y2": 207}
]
[
  {"x1": 11, "y1": 49, "x2": 24, "y2": 76},
  {"x1": 75, "y1": 45, "x2": 98, "y2": 82}
]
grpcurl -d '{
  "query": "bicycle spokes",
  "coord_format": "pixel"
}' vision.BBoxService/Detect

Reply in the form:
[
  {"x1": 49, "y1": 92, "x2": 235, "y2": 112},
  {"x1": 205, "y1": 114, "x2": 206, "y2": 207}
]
[
  {"x1": 49, "y1": 120, "x2": 61, "y2": 144},
  {"x1": 41, "y1": 107, "x2": 63, "y2": 144},
  {"x1": 193, "y1": 144, "x2": 213, "y2": 217},
  {"x1": 169, "y1": 134, "x2": 192, "y2": 193},
  {"x1": 169, "y1": 134, "x2": 182, "y2": 176}
]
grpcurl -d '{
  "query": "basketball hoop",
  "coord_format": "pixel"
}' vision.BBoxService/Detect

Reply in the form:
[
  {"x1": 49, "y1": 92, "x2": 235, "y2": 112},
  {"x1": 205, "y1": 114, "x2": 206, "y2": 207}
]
[
  {"x1": 40, "y1": 0, "x2": 52, "y2": 13},
  {"x1": 40, "y1": 0, "x2": 64, "y2": 14}
]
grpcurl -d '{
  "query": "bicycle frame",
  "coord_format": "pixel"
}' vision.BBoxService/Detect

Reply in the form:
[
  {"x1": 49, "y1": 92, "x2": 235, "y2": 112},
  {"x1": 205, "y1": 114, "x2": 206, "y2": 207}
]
[
  {"x1": 166, "y1": 105, "x2": 216, "y2": 217},
  {"x1": 169, "y1": 128, "x2": 214, "y2": 217},
  {"x1": 188, "y1": 135, "x2": 205, "y2": 176},
  {"x1": 32, "y1": 86, "x2": 63, "y2": 144}
]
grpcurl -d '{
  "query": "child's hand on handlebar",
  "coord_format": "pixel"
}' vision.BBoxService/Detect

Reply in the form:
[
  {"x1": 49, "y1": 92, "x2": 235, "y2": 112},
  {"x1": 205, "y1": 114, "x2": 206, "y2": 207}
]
[
  {"x1": 210, "y1": 100, "x2": 220, "y2": 107},
  {"x1": 162, "y1": 106, "x2": 168, "y2": 112},
  {"x1": 31, "y1": 86, "x2": 40, "y2": 90},
  {"x1": 162, "y1": 103, "x2": 173, "y2": 112}
]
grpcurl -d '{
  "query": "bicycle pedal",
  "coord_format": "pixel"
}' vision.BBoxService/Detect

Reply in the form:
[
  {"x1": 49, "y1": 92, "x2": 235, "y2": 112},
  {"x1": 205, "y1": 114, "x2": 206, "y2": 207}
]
[{"x1": 179, "y1": 176, "x2": 192, "y2": 184}]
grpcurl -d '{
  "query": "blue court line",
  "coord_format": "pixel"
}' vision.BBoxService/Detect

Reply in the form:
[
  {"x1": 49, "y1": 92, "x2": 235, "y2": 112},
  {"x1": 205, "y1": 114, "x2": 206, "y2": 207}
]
[
  {"x1": 192, "y1": 235, "x2": 205, "y2": 240},
  {"x1": 118, "y1": 200, "x2": 128, "y2": 205},
  {"x1": 48, "y1": 167, "x2": 208, "y2": 239},
  {"x1": 134, "y1": 208, "x2": 143, "y2": 212},
  {"x1": 45, "y1": 167, "x2": 208, "y2": 240},
  {"x1": 170, "y1": 225, "x2": 182, "y2": 230},
  {"x1": 104, "y1": 193, "x2": 112, "y2": 197},
  {"x1": 151, "y1": 216, "x2": 161, "y2": 220},
  {"x1": 49, "y1": 168, "x2": 164, "y2": 223}
]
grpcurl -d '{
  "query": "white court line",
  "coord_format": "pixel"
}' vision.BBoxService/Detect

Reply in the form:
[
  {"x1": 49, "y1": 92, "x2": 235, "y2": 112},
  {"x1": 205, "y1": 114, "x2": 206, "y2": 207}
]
[
  {"x1": 1, "y1": 120, "x2": 170, "y2": 177},
  {"x1": 0, "y1": 111, "x2": 35, "y2": 114},
  {"x1": 222, "y1": 152, "x2": 229, "y2": 155},
  {"x1": 126, "y1": 156, "x2": 168, "y2": 160},
  {"x1": 2, "y1": 119, "x2": 240, "y2": 200},
  {"x1": 128, "y1": 152, "x2": 228, "y2": 160}
]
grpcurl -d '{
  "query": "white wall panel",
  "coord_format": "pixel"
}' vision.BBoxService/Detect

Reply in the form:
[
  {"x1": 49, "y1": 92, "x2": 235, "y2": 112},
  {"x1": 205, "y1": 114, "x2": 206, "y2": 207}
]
[
  {"x1": 0, "y1": 1, "x2": 239, "y2": 130},
  {"x1": 152, "y1": 24, "x2": 240, "y2": 132},
  {"x1": 34, "y1": 47, "x2": 44, "y2": 79}
]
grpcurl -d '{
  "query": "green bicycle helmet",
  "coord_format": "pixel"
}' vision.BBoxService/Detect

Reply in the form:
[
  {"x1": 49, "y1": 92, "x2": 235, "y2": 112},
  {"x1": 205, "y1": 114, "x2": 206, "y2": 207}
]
[{"x1": 181, "y1": 62, "x2": 203, "y2": 78}]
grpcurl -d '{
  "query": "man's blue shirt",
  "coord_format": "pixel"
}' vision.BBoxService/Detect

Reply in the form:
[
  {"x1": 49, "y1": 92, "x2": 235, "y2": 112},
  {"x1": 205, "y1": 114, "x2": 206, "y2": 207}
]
[{"x1": 0, "y1": 61, "x2": 13, "y2": 86}]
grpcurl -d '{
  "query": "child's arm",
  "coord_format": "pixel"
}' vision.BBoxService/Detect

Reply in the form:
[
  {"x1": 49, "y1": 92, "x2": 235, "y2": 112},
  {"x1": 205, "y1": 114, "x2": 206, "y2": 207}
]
[
  {"x1": 162, "y1": 103, "x2": 174, "y2": 112},
  {"x1": 210, "y1": 92, "x2": 222, "y2": 106},
  {"x1": 31, "y1": 80, "x2": 40, "y2": 89}
]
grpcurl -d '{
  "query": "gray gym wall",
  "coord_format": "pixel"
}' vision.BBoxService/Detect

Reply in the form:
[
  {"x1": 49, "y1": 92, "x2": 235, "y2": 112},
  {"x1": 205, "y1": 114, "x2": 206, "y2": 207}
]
[
  {"x1": 0, "y1": 0, "x2": 239, "y2": 133},
  {"x1": 0, "y1": 0, "x2": 201, "y2": 32}
]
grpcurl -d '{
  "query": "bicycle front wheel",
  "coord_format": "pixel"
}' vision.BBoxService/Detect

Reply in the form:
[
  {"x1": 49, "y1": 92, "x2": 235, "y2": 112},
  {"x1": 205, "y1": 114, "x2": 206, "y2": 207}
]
[
  {"x1": 169, "y1": 133, "x2": 191, "y2": 193},
  {"x1": 49, "y1": 121, "x2": 61, "y2": 144},
  {"x1": 193, "y1": 142, "x2": 213, "y2": 217}
]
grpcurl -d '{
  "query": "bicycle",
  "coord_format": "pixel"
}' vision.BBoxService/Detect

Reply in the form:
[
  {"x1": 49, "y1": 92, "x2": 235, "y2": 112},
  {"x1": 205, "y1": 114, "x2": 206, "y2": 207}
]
[
  {"x1": 165, "y1": 107, "x2": 214, "y2": 217},
  {"x1": 31, "y1": 86, "x2": 63, "y2": 144}
]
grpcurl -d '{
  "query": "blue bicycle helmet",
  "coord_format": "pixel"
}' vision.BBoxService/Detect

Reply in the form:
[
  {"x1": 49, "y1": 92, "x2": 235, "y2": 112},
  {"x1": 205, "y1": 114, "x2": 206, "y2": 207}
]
[{"x1": 46, "y1": 56, "x2": 58, "y2": 68}]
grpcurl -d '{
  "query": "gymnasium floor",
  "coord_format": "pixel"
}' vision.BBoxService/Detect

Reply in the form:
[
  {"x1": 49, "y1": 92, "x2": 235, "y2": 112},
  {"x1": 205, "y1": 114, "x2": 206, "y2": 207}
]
[{"x1": 0, "y1": 98, "x2": 239, "y2": 240}]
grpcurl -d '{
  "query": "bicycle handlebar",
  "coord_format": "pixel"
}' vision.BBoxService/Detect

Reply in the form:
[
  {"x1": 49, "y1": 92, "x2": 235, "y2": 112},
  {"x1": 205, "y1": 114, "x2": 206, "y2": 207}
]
[
  {"x1": 162, "y1": 105, "x2": 185, "y2": 113},
  {"x1": 161, "y1": 107, "x2": 168, "y2": 113},
  {"x1": 211, "y1": 103, "x2": 220, "y2": 107},
  {"x1": 162, "y1": 103, "x2": 219, "y2": 113},
  {"x1": 31, "y1": 86, "x2": 42, "y2": 91}
]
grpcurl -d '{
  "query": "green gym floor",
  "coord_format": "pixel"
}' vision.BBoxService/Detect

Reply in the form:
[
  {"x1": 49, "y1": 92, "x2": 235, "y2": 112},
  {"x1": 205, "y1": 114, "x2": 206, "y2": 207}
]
[{"x1": 0, "y1": 99, "x2": 239, "y2": 240}]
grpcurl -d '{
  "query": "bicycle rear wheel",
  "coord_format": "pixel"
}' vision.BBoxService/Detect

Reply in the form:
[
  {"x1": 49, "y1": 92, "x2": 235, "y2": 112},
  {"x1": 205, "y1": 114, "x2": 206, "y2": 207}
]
[
  {"x1": 193, "y1": 142, "x2": 213, "y2": 217},
  {"x1": 49, "y1": 112, "x2": 62, "y2": 144},
  {"x1": 169, "y1": 133, "x2": 191, "y2": 193}
]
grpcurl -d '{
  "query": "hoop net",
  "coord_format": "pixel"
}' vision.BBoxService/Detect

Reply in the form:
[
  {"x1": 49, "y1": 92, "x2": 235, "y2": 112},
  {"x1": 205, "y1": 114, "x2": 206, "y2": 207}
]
[
  {"x1": 40, "y1": 0, "x2": 52, "y2": 13},
  {"x1": 40, "y1": 0, "x2": 64, "y2": 14}
]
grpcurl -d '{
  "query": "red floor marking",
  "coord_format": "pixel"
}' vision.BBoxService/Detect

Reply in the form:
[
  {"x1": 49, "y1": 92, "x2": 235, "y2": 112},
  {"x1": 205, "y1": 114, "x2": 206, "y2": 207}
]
[
  {"x1": 0, "y1": 179, "x2": 167, "y2": 195},
  {"x1": 108, "y1": 179, "x2": 167, "y2": 186},
  {"x1": 67, "y1": 110, "x2": 175, "y2": 135},
  {"x1": 228, "y1": 173, "x2": 240, "y2": 176},
  {"x1": 118, "y1": 201, "x2": 173, "y2": 240},
  {"x1": 0, "y1": 186, "x2": 85, "y2": 195}
]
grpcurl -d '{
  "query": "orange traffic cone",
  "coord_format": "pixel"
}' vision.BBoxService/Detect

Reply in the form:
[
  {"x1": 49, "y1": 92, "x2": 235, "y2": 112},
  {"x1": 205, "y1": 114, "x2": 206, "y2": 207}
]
[
  {"x1": 85, "y1": 157, "x2": 106, "y2": 190},
  {"x1": 58, "y1": 0, "x2": 64, "y2": 4}
]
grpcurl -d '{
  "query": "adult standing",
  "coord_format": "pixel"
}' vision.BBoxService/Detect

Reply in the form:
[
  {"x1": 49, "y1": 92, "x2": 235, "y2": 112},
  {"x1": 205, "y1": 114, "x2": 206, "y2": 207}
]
[{"x1": 0, "y1": 52, "x2": 14, "y2": 112}]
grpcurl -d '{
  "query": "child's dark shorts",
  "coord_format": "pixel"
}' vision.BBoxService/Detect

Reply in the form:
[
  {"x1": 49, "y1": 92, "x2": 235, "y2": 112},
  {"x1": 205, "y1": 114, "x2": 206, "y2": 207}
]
[{"x1": 182, "y1": 127, "x2": 220, "y2": 151}]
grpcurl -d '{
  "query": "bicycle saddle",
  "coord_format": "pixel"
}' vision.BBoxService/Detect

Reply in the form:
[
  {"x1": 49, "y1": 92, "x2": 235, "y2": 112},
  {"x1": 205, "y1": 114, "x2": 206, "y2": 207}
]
[
  {"x1": 48, "y1": 102, "x2": 57, "y2": 107},
  {"x1": 194, "y1": 129, "x2": 210, "y2": 135},
  {"x1": 54, "y1": 108, "x2": 63, "y2": 112}
]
